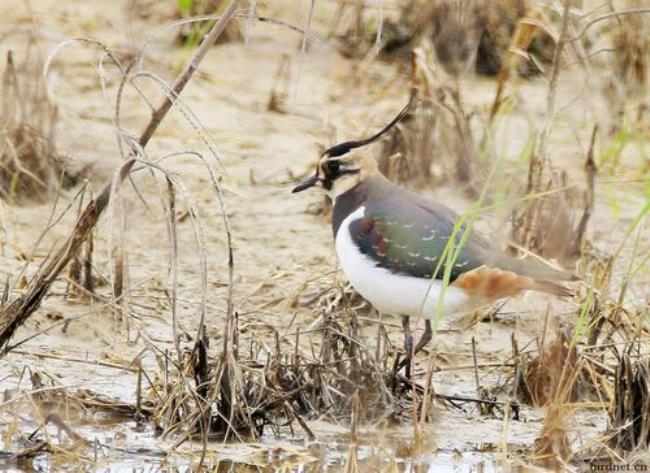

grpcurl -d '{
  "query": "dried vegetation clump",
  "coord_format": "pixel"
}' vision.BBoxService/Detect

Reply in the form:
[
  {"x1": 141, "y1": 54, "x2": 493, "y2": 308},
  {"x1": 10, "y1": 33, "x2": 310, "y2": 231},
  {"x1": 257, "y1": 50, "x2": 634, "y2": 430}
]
[
  {"x1": 145, "y1": 284, "x2": 432, "y2": 444},
  {"x1": 3, "y1": 298, "x2": 432, "y2": 457},
  {"x1": 376, "y1": 63, "x2": 487, "y2": 195},
  {"x1": 611, "y1": 9, "x2": 649, "y2": 95},
  {"x1": 610, "y1": 353, "x2": 650, "y2": 453},
  {"x1": 530, "y1": 286, "x2": 650, "y2": 467},
  {"x1": 514, "y1": 331, "x2": 579, "y2": 407},
  {"x1": 336, "y1": 0, "x2": 554, "y2": 77},
  {"x1": 602, "y1": 0, "x2": 650, "y2": 133},
  {"x1": 0, "y1": 49, "x2": 69, "y2": 203},
  {"x1": 510, "y1": 127, "x2": 597, "y2": 265}
]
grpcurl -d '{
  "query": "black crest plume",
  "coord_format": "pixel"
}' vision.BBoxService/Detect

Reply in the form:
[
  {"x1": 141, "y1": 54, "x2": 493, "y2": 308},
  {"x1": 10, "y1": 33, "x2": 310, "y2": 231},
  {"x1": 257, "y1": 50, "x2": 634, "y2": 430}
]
[{"x1": 323, "y1": 94, "x2": 415, "y2": 159}]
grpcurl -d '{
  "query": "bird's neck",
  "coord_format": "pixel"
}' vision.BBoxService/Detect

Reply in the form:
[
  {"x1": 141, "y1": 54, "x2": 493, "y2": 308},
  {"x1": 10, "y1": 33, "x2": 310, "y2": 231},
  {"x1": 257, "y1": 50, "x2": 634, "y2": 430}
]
[{"x1": 331, "y1": 173, "x2": 392, "y2": 237}]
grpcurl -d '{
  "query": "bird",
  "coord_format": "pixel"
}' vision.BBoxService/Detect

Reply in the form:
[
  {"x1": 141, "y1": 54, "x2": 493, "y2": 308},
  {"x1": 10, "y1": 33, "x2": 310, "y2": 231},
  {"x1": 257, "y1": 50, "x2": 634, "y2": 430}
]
[{"x1": 292, "y1": 99, "x2": 575, "y2": 371}]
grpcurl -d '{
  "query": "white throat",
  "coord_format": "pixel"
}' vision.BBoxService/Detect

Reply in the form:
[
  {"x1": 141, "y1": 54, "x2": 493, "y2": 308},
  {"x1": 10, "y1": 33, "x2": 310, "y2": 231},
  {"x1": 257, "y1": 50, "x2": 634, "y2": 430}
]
[{"x1": 326, "y1": 174, "x2": 360, "y2": 200}]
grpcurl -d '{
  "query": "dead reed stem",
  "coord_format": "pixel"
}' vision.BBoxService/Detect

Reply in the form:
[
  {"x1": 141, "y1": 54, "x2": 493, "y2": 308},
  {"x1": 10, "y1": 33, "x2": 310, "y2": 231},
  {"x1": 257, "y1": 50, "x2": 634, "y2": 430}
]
[
  {"x1": 138, "y1": 0, "x2": 240, "y2": 148},
  {"x1": 568, "y1": 8, "x2": 650, "y2": 44},
  {"x1": 610, "y1": 353, "x2": 650, "y2": 452},
  {"x1": 1, "y1": 48, "x2": 65, "y2": 202},
  {"x1": 574, "y1": 125, "x2": 598, "y2": 253},
  {"x1": 536, "y1": 0, "x2": 571, "y2": 170}
]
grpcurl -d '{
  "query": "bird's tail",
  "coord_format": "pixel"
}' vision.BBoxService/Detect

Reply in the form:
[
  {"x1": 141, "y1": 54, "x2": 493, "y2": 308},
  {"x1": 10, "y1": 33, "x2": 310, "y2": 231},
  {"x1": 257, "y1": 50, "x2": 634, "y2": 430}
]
[
  {"x1": 530, "y1": 279, "x2": 574, "y2": 298},
  {"x1": 483, "y1": 249, "x2": 579, "y2": 283}
]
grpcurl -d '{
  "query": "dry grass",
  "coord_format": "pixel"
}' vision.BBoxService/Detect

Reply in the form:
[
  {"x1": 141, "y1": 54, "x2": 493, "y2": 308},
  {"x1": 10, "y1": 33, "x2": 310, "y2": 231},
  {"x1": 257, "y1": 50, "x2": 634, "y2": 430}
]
[
  {"x1": 335, "y1": 0, "x2": 555, "y2": 78},
  {"x1": 610, "y1": 353, "x2": 650, "y2": 453},
  {"x1": 603, "y1": 0, "x2": 649, "y2": 133},
  {"x1": 0, "y1": 48, "x2": 68, "y2": 203},
  {"x1": 376, "y1": 49, "x2": 488, "y2": 196},
  {"x1": 515, "y1": 330, "x2": 579, "y2": 407}
]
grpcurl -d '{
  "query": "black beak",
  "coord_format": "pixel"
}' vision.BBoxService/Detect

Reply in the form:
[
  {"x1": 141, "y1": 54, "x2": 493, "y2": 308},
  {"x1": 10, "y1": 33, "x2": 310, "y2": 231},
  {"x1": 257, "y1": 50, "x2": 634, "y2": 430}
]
[{"x1": 292, "y1": 174, "x2": 320, "y2": 193}]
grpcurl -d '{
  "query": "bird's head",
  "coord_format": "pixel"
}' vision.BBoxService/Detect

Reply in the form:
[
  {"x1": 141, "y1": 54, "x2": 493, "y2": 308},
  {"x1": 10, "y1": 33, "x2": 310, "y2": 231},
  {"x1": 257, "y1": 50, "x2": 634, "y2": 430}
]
[
  {"x1": 292, "y1": 96, "x2": 413, "y2": 199},
  {"x1": 291, "y1": 151, "x2": 374, "y2": 200}
]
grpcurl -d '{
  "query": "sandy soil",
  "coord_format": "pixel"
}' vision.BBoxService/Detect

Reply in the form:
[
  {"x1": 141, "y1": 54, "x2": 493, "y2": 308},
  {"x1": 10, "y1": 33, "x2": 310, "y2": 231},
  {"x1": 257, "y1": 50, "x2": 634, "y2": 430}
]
[{"x1": 1, "y1": 0, "x2": 649, "y2": 471}]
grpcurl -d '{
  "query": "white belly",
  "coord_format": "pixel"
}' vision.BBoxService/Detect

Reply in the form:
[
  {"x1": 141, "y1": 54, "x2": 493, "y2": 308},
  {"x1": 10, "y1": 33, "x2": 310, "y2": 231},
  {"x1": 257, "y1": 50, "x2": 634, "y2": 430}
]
[{"x1": 335, "y1": 206, "x2": 474, "y2": 319}]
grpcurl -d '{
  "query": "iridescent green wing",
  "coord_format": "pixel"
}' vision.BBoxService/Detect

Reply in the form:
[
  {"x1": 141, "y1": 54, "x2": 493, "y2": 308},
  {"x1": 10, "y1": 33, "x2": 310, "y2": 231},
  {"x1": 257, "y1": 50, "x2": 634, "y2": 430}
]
[{"x1": 348, "y1": 201, "x2": 485, "y2": 281}]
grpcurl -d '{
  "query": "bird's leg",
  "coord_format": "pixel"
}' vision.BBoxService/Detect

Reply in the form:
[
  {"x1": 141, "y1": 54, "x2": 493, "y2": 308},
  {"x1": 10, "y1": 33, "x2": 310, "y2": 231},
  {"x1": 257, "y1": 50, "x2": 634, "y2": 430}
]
[
  {"x1": 401, "y1": 315, "x2": 413, "y2": 378},
  {"x1": 401, "y1": 315, "x2": 413, "y2": 355},
  {"x1": 413, "y1": 319, "x2": 432, "y2": 356},
  {"x1": 398, "y1": 319, "x2": 433, "y2": 373}
]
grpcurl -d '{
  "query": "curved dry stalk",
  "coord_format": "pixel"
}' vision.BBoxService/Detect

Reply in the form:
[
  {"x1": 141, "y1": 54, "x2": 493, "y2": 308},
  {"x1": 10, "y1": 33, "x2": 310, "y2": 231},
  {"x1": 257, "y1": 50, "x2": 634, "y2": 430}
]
[
  {"x1": 374, "y1": 0, "x2": 383, "y2": 53},
  {"x1": 166, "y1": 177, "x2": 181, "y2": 359},
  {"x1": 138, "y1": 1, "x2": 240, "y2": 149},
  {"x1": 130, "y1": 70, "x2": 225, "y2": 169},
  {"x1": 97, "y1": 51, "x2": 117, "y2": 105},
  {"x1": 113, "y1": 62, "x2": 238, "y2": 372},
  {"x1": 245, "y1": 0, "x2": 258, "y2": 44},
  {"x1": 107, "y1": 58, "x2": 141, "y2": 161},
  {"x1": 43, "y1": 38, "x2": 125, "y2": 92},
  {"x1": 108, "y1": 154, "x2": 130, "y2": 324},
  {"x1": 293, "y1": 0, "x2": 317, "y2": 98},
  {"x1": 133, "y1": 158, "x2": 212, "y2": 367},
  {"x1": 46, "y1": 38, "x2": 153, "y2": 212},
  {"x1": 147, "y1": 149, "x2": 233, "y2": 343},
  {"x1": 138, "y1": 13, "x2": 321, "y2": 60},
  {"x1": 568, "y1": 7, "x2": 650, "y2": 43}
]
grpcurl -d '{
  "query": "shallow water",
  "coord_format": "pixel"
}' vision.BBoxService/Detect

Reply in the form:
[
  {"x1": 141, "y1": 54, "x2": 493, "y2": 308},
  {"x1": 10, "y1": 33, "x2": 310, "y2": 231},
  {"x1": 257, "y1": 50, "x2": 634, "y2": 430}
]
[{"x1": 19, "y1": 436, "x2": 505, "y2": 472}]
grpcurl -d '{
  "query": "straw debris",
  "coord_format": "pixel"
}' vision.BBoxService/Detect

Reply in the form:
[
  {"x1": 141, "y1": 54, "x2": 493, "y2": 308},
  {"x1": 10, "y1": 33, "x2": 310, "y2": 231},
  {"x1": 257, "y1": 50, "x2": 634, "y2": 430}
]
[{"x1": 0, "y1": 49, "x2": 70, "y2": 203}]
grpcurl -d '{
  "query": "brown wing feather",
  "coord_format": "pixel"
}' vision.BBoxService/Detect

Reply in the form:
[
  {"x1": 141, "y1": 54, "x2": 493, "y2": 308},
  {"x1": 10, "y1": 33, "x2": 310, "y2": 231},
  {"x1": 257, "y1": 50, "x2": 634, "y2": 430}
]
[
  {"x1": 478, "y1": 249, "x2": 577, "y2": 282},
  {"x1": 453, "y1": 265, "x2": 573, "y2": 300}
]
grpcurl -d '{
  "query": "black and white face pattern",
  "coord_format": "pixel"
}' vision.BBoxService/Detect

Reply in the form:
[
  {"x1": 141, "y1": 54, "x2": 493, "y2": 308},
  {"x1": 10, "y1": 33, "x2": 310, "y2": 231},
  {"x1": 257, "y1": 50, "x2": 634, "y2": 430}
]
[
  {"x1": 291, "y1": 152, "x2": 362, "y2": 196},
  {"x1": 318, "y1": 156, "x2": 361, "y2": 192},
  {"x1": 291, "y1": 97, "x2": 413, "y2": 196}
]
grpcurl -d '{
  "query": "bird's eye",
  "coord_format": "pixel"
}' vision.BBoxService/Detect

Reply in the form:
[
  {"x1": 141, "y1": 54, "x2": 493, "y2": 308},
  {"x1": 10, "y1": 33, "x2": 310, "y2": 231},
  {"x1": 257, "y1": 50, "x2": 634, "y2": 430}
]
[{"x1": 326, "y1": 161, "x2": 340, "y2": 175}]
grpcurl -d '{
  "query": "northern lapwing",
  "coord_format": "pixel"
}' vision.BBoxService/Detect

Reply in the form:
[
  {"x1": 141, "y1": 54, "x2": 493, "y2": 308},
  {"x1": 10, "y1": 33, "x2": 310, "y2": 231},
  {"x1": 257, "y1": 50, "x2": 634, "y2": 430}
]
[{"x1": 293, "y1": 99, "x2": 575, "y2": 371}]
